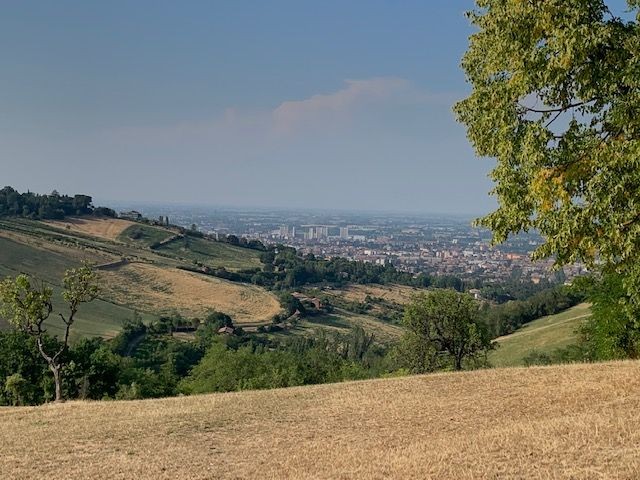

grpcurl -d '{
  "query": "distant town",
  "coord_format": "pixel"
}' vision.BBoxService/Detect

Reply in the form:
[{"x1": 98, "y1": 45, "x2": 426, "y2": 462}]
[{"x1": 108, "y1": 203, "x2": 587, "y2": 285}]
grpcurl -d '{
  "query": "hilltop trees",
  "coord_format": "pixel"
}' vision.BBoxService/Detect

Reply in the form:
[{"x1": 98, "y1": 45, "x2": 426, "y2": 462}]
[
  {"x1": 0, "y1": 265, "x2": 98, "y2": 402},
  {"x1": 0, "y1": 186, "x2": 95, "y2": 219},
  {"x1": 399, "y1": 290, "x2": 493, "y2": 372}
]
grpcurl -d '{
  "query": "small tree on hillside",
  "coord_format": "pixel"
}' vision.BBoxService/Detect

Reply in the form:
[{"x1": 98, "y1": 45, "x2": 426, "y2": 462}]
[
  {"x1": 0, "y1": 265, "x2": 98, "y2": 402},
  {"x1": 399, "y1": 289, "x2": 493, "y2": 372}
]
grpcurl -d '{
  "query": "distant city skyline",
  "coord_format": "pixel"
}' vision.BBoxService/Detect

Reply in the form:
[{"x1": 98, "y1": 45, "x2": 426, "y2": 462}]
[{"x1": 1, "y1": 1, "x2": 630, "y2": 213}]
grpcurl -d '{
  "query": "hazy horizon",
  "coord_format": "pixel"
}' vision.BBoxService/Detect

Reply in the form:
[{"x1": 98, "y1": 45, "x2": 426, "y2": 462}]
[
  {"x1": 97, "y1": 197, "x2": 486, "y2": 218},
  {"x1": 2, "y1": 1, "x2": 633, "y2": 213}
]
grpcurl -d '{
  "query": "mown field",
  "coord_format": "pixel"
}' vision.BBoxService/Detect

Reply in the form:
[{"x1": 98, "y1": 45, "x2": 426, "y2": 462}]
[
  {"x1": 490, "y1": 303, "x2": 592, "y2": 367},
  {"x1": 0, "y1": 218, "x2": 281, "y2": 337},
  {"x1": 331, "y1": 283, "x2": 423, "y2": 304},
  {"x1": 2, "y1": 361, "x2": 639, "y2": 479}
]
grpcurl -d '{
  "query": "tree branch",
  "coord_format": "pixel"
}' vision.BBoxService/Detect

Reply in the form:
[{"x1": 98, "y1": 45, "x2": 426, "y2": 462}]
[{"x1": 519, "y1": 98, "x2": 597, "y2": 114}]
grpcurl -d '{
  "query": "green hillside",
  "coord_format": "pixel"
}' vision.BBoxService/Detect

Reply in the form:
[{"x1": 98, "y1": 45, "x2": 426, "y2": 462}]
[
  {"x1": 490, "y1": 303, "x2": 592, "y2": 367},
  {"x1": 0, "y1": 217, "x2": 279, "y2": 339},
  {"x1": 156, "y1": 235, "x2": 263, "y2": 271},
  {"x1": 0, "y1": 235, "x2": 156, "y2": 338},
  {"x1": 118, "y1": 223, "x2": 175, "y2": 248}
]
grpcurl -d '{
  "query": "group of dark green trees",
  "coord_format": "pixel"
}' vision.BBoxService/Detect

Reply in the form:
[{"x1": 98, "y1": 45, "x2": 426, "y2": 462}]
[
  {"x1": 0, "y1": 309, "x2": 389, "y2": 405},
  {"x1": 206, "y1": 245, "x2": 467, "y2": 292},
  {"x1": 0, "y1": 186, "x2": 113, "y2": 220}
]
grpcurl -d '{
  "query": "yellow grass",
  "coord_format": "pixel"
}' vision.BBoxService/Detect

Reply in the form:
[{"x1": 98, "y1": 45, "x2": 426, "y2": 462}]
[
  {"x1": 333, "y1": 283, "x2": 422, "y2": 304},
  {"x1": 98, "y1": 263, "x2": 281, "y2": 324},
  {"x1": 2, "y1": 361, "x2": 640, "y2": 479},
  {"x1": 45, "y1": 217, "x2": 135, "y2": 240}
]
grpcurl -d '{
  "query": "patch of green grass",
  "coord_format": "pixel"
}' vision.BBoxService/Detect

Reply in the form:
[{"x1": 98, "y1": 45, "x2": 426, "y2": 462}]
[
  {"x1": 43, "y1": 287, "x2": 157, "y2": 342},
  {"x1": 489, "y1": 303, "x2": 592, "y2": 368},
  {"x1": 305, "y1": 313, "x2": 353, "y2": 329},
  {"x1": 0, "y1": 236, "x2": 156, "y2": 340},
  {"x1": 157, "y1": 236, "x2": 262, "y2": 271},
  {"x1": 0, "y1": 236, "x2": 83, "y2": 282},
  {"x1": 118, "y1": 224, "x2": 174, "y2": 247}
]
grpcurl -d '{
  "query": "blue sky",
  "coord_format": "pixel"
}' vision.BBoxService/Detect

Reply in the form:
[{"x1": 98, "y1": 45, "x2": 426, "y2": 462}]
[{"x1": 0, "y1": 1, "x2": 632, "y2": 213}]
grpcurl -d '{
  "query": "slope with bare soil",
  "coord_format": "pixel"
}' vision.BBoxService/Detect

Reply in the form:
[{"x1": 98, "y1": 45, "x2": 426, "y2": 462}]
[{"x1": 2, "y1": 361, "x2": 640, "y2": 479}]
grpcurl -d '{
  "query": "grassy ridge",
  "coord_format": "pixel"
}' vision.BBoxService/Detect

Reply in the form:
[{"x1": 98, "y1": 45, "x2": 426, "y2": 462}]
[
  {"x1": 2, "y1": 361, "x2": 639, "y2": 479},
  {"x1": 489, "y1": 302, "x2": 591, "y2": 367}
]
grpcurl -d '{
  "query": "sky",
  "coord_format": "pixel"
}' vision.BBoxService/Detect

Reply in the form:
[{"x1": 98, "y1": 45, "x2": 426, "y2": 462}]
[{"x1": 0, "y1": 1, "x2": 631, "y2": 214}]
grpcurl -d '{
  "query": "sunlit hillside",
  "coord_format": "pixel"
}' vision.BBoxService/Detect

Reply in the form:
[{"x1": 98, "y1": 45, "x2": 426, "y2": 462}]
[{"x1": 2, "y1": 361, "x2": 640, "y2": 479}]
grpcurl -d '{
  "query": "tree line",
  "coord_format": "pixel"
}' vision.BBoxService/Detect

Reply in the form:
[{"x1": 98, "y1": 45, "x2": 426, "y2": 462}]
[
  {"x1": 0, "y1": 186, "x2": 116, "y2": 220},
  {"x1": 0, "y1": 314, "x2": 389, "y2": 405},
  {"x1": 194, "y1": 245, "x2": 468, "y2": 292}
]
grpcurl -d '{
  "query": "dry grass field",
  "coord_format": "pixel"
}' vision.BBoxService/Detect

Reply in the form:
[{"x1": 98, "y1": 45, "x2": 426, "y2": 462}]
[
  {"x1": 98, "y1": 263, "x2": 281, "y2": 324},
  {"x1": 334, "y1": 283, "x2": 422, "y2": 304},
  {"x1": 45, "y1": 217, "x2": 135, "y2": 240},
  {"x1": 300, "y1": 311, "x2": 404, "y2": 344},
  {"x1": 2, "y1": 361, "x2": 640, "y2": 479}
]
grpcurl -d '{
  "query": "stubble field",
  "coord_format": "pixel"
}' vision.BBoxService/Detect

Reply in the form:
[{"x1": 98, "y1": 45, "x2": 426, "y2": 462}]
[{"x1": 2, "y1": 361, "x2": 640, "y2": 479}]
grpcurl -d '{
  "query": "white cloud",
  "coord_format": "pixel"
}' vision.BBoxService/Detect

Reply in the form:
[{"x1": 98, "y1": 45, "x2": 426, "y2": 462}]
[
  {"x1": 99, "y1": 77, "x2": 459, "y2": 147},
  {"x1": 271, "y1": 77, "x2": 410, "y2": 134}
]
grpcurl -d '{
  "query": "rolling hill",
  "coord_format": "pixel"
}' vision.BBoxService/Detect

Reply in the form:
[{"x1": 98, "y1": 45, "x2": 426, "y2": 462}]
[
  {"x1": 0, "y1": 216, "x2": 425, "y2": 343},
  {"x1": 2, "y1": 361, "x2": 639, "y2": 479},
  {"x1": 0, "y1": 217, "x2": 281, "y2": 336},
  {"x1": 490, "y1": 302, "x2": 591, "y2": 367}
]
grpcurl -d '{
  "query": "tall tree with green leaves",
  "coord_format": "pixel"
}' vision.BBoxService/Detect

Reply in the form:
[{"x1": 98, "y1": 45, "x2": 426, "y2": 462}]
[
  {"x1": 0, "y1": 265, "x2": 98, "y2": 402},
  {"x1": 455, "y1": 1, "x2": 640, "y2": 311},
  {"x1": 399, "y1": 290, "x2": 493, "y2": 372}
]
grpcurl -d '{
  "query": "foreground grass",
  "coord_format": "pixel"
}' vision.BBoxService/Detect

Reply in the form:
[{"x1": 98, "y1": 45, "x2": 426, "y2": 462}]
[
  {"x1": 490, "y1": 303, "x2": 592, "y2": 368},
  {"x1": 2, "y1": 361, "x2": 640, "y2": 479}
]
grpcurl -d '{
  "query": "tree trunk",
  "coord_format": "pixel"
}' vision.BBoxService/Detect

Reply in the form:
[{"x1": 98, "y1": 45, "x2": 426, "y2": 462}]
[
  {"x1": 454, "y1": 352, "x2": 463, "y2": 371},
  {"x1": 50, "y1": 364, "x2": 64, "y2": 403}
]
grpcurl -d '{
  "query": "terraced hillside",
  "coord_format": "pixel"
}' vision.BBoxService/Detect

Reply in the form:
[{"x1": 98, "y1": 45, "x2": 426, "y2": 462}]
[
  {"x1": 2, "y1": 361, "x2": 639, "y2": 479},
  {"x1": 0, "y1": 217, "x2": 281, "y2": 336}
]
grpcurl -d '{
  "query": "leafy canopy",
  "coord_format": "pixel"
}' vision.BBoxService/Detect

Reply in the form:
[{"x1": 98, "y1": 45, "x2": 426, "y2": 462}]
[
  {"x1": 0, "y1": 275, "x2": 53, "y2": 333},
  {"x1": 399, "y1": 289, "x2": 493, "y2": 372},
  {"x1": 455, "y1": 1, "x2": 640, "y2": 302}
]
